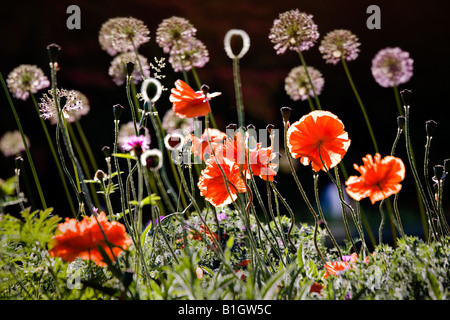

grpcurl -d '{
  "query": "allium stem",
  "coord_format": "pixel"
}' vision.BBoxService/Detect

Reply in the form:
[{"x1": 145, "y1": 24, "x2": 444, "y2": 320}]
[
  {"x1": 0, "y1": 71, "x2": 47, "y2": 209},
  {"x1": 393, "y1": 84, "x2": 404, "y2": 116},
  {"x1": 298, "y1": 51, "x2": 322, "y2": 110},
  {"x1": 30, "y1": 92, "x2": 75, "y2": 216},
  {"x1": 125, "y1": 76, "x2": 139, "y2": 135},
  {"x1": 341, "y1": 58, "x2": 379, "y2": 154},
  {"x1": 232, "y1": 58, "x2": 245, "y2": 128}
]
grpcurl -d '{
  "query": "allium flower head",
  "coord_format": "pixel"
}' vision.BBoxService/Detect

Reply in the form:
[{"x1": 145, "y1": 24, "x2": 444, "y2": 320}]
[
  {"x1": 156, "y1": 16, "x2": 197, "y2": 54},
  {"x1": 0, "y1": 130, "x2": 29, "y2": 157},
  {"x1": 161, "y1": 108, "x2": 194, "y2": 135},
  {"x1": 285, "y1": 66, "x2": 324, "y2": 101},
  {"x1": 6, "y1": 65, "x2": 50, "y2": 100},
  {"x1": 49, "y1": 90, "x2": 90, "y2": 125},
  {"x1": 319, "y1": 29, "x2": 361, "y2": 65},
  {"x1": 39, "y1": 89, "x2": 83, "y2": 122},
  {"x1": 371, "y1": 47, "x2": 414, "y2": 88},
  {"x1": 269, "y1": 9, "x2": 319, "y2": 54},
  {"x1": 121, "y1": 134, "x2": 150, "y2": 156},
  {"x1": 99, "y1": 17, "x2": 150, "y2": 55},
  {"x1": 168, "y1": 38, "x2": 209, "y2": 72},
  {"x1": 109, "y1": 52, "x2": 150, "y2": 86}
]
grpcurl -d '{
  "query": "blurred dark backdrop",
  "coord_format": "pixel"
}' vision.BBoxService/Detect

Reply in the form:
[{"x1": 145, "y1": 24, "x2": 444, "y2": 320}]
[{"x1": 1, "y1": 0, "x2": 449, "y2": 244}]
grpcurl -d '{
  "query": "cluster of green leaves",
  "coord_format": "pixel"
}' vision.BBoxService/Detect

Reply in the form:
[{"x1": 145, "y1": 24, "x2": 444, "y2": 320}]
[{"x1": 1, "y1": 206, "x2": 449, "y2": 300}]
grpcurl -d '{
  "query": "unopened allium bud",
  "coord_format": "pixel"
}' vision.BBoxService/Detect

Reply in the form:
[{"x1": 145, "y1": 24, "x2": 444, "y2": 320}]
[
  {"x1": 400, "y1": 89, "x2": 412, "y2": 106},
  {"x1": 397, "y1": 116, "x2": 405, "y2": 129},
  {"x1": 425, "y1": 120, "x2": 438, "y2": 137},
  {"x1": 281, "y1": 107, "x2": 292, "y2": 123},
  {"x1": 224, "y1": 29, "x2": 251, "y2": 59},
  {"x1": 47, "y1": 43, "x2": 61, "y2": 63},
  {"x1": 141, "y1": 149, "x2": 163, "y2": 171},
  {"x1": 434, "y1": 165, "x2": 446, "y2": 181},
  {"x1": 141, "y1": 78, "x2": 162, "y2": 103},
  {"x1": 113, "y1": 104, "x2": 124, "y2": 120}
]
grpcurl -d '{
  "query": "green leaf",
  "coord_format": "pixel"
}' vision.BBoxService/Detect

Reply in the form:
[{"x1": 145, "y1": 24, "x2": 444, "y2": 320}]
[
  {"x1": 112, "y1": 153, "x2": 138, "y2": 160},
  {"x1": 130, "y1": 194, "x2": 161, "y2": 207},
  {"x1": 0, "y1": 176, "x2": 16, "y2": 196},
  {"x1": 140, "y1": 221, "x2": 152, "y2": 246}
]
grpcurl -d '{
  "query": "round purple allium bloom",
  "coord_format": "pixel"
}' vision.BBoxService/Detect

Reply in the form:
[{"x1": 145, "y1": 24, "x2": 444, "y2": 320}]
[
  {"x1": 156, "y1": 16, "x2": 197, "y2": 54},
  {"x1": 6, "y1": 65, "x2": 50, "y2": 101},
  {"x1": 371, "y1": 47, "x2": 414, "y2": 88},
  {"x1": 319, "y1": 29, "x2": 361, "y2": 65},
  {"x1": 284, "y1": 66, "x2": 324, "y2": 101},
  {"x1": 39, "y1": 89, "x2": 83, "y2": 122},
  {"x1": 168, "y1": 38, "x2": 209, "y2": 72},
  {"x1": 108, "y1": 52, "x2": 151, "y2": 86},
  {"x1": 121, "y1": 134, "x2": 150, "y2": 156},
  {"x1": 269, "y1": 9, "x2": 319, "y2": 55},
  {"x1": 0, "y1": 130, "x2": 29, "y2": 157},
  {"x1": 99, "y1": 17, "x2": 150, "y2": 55}
]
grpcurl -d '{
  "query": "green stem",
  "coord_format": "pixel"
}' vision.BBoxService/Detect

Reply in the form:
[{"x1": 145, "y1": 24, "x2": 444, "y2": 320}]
[
  {"x1": 298, "y1": 51, "x2": 322, "y2": 110},
  {"x1": 30, "y1": 92, "x2": 75, "y2": 216},
  {"x1": 0, "y1": 72, "x2": 47, "y2": 209},
  {"x1": 393, "y1": 84, "x2": 404, "y2": 116},
  {"x1": 74, "y1": 119, "x2": 99, "y2": 172},
  {"x1": 232, "y1": 58, "x2": 245, "y2": 128},
  {"x1": 341, "y1": 58, "x2": 379, "y2": 154}
]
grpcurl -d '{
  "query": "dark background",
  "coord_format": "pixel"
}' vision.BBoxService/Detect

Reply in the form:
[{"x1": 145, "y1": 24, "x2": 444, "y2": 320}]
[{"x1": 1, "y1": 0, "x2": 449, "y2": 243}]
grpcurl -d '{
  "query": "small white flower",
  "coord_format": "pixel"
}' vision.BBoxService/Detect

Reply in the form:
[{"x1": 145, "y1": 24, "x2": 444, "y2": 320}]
[{"x1": 224, "y1": 29, "x2": 250, "y2": 59}]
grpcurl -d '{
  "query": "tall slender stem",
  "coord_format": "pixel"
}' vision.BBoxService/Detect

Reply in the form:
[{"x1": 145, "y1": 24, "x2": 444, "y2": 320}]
[
  {"x1": 30, "y1": 92, "x2": 75, "y2": 216},
  {"x1": 298, "y1": 51, "x2": 322, "y2": 110},
  {"x1": 0, "y1": 72, "x2": 47, "y2": 209},
  {"x1": 341, "y1": 58, "x2": 379, "y2": 154}
]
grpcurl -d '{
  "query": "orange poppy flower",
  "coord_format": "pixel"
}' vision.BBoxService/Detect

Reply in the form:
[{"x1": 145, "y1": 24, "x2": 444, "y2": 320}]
[
  {"x1": 49, "y1": 212, "x2": 132, "y2": 267},
  {"x1": 323, "y1": 260, "x2": 352, "y2": 279},
  {"x1": 286, "y1": 110, "x2": 350, "y2": 172},
  {"x1": 249, "y1": 145, "x2": 278, "y2": 181},
  {"x1": 345, "y1": 153, "x2": 406, "y2": 204},
  {"x1": 169, "y1": 79, "x2": 221, "y2": 118},
  {"x1": 188, "y1": 128, "x2": 227, "y2": 161},
  {"x1": 198, "y1": 155, "x2": 247, "y2": 207}
]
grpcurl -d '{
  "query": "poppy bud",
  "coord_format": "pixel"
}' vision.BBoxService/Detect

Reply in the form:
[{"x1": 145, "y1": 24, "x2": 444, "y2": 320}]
[
  {"x1": 425, "y1": 120, "x2": 437, "y2": 137},
  {"x1": 47, "y1": 43, "x2": 61, "y2": 63},
  {"x1": 94, "y1": 169, "x2": 107, "y2": 182},
  {"x1": 280, "y1": 107, "x2": 291, "y2": 123},
  {"x1": 397, "y1": 116, "x2": 405, "y2": 130},
  {"x1": 226, "y1": 123, "x2": 237, "y2": 130},
  {"x1": 400, "y1": 89, "x2": 412, "y2": 106},
  {"x1": 444, "y1": 159, "x2": 450, "y2": 173},
  {"x1": 15, "y1": 156, "x2": 23, "y2": 174},
  {"x1": 246, "y1": 124, "x2": 255, "y2": 130},
  {"x1": 102, "y1": 146, "x2": 111, "y2": 158},
  {"x1": 126, "y1": 62, "x2": 135, "y2": 77},
  {"x1": 113, "y1": 104, "x2": 124, "y2": 120},
  {"x1": 201, "y1": 84, "x2": 210, "y2": 95},
  {"x1": 434, "y1": 165, "x2": 446, "y2": 181},
  {"x1": 266, "y1": 124, "x2": 275, "y2": 134}
]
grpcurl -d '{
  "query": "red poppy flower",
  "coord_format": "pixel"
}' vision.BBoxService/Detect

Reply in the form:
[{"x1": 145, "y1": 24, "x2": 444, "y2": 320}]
[
  {"x1": 310, "y1": 282, "x2": 324, "y2": 294},
  {"x1": 197, "y1": 155, "x2": 247, "y2": 207},
  {"x1": 49, "y1": 212, "x2": 132, "y2": 267},
  {"x1": 345, "y1": 153, "x2": 406, "y2": 204},
  {"x1": 188, "y1": 128, "x2": 227, "y2": 161},
  {"x1": 169, "y1": 79, "x2": 221, "y2": 118},
  {"x1": 286, "y1": 110, "x2": 350, "y2": 172}
]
